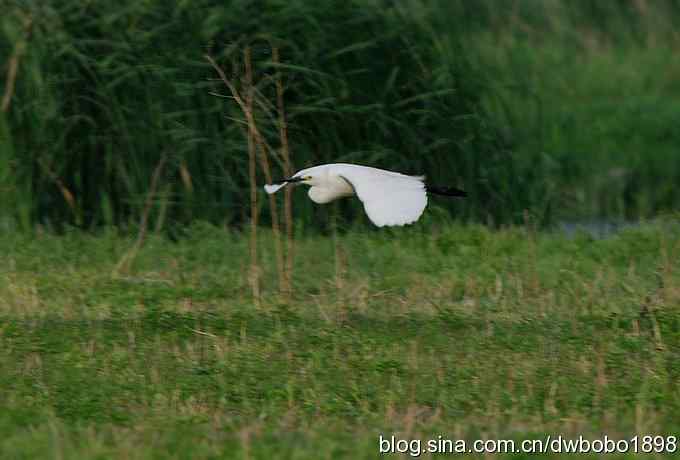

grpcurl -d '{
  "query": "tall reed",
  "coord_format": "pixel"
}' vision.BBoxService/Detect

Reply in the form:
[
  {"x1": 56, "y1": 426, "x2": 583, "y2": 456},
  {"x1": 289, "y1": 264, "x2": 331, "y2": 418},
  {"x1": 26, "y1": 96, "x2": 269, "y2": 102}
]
[
  {"x1": 2, "y1": 0, "x2": 680, "y2": 232},
  {"x1": 0, "y1": 1, "x2": 506, "y2": 232}
]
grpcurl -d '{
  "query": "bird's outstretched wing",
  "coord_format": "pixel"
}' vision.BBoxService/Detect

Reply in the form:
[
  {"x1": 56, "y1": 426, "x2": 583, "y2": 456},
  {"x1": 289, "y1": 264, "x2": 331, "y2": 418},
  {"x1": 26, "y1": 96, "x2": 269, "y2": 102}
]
[{"x1": 337, "y1": 165, "x2": 427, "y2": 227}]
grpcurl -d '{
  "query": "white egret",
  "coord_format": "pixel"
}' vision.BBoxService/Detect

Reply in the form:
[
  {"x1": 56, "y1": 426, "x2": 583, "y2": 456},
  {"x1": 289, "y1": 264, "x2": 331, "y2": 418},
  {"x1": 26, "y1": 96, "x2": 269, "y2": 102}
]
[{"x1": 264, "y1": 163, "x2": 466, "y2": 227}]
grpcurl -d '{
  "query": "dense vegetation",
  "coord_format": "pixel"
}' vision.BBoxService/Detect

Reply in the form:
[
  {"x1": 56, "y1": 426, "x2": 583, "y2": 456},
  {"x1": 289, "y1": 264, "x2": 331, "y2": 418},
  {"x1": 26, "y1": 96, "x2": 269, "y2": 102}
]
[
  {"x1": 2, "y1": 0, "x2": 680, "y2": 232},
  {"x1": 2, "y1": 223, "x2": 680, "y2": 458}
]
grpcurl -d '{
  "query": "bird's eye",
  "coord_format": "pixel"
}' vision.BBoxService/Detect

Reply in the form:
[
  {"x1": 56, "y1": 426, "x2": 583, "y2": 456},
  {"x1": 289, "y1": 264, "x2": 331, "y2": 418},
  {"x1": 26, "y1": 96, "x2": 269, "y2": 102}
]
[{"x1": 306, "y1": 176, "x2": 313, "y2": 180}]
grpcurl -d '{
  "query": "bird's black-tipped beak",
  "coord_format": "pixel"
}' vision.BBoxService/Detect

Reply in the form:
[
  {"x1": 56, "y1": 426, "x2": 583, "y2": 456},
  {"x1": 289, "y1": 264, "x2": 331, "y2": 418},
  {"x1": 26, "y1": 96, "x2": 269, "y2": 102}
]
[
  {"x1": 264, "y1": 176, "x2": 306, "y2": 194},
  {"x1": 273, "y1": 177, "x2": 303, "y2": 185}
]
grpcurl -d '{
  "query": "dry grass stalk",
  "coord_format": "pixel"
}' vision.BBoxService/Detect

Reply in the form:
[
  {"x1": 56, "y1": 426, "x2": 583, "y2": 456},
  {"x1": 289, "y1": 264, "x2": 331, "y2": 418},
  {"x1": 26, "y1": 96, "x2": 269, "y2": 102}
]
[
  {"x1": 273, "y1": 46, "x2": 294, "y2": 296},
  {"x1": 244, "y1": 50, "x2": 286, "y2": 296},
  {"x1": 206, "y1": 54, "x2": 262, "y2": 302},
  {"x1": 114, "y1": 153, "x2": 167, "y2": 275},
  {"x1": 523, "y1": 209, "x2": 540, "y2": 298},
  {"x1": 330, "y1": 203, "x2": 346, "y2": 310},
  {"x1": 2, "y1": 12, "x2": 32, "y2": 113},
  {"x1": 207, "y1": 50, "x2": 297, "y2": 299},
  {"x1": 205, "y1": 54, "x2": 261, "y2": 304},
  {"x1": 243, "y1": 47, "x2": 261, "y2": 304},
  {"x1": 38, "y1": 158, "x2": 78, "y2": 222}
]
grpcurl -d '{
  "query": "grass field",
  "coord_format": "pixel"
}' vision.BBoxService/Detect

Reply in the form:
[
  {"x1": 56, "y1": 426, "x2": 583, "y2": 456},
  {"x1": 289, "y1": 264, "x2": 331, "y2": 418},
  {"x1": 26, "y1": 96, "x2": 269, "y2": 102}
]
[
  {"x1": 3, "y1": 2, "x2": 680, "y2": 458},
  {"x1": 2, "y1": 221, "x2": 680, "y2": 458}
]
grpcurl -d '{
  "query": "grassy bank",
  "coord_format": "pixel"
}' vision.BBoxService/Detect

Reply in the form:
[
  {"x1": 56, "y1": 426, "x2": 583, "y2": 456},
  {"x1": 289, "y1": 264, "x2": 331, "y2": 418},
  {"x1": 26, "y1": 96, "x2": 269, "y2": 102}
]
[{"x1": 1, "y1": 223, "x2": 680, "y2": 458}]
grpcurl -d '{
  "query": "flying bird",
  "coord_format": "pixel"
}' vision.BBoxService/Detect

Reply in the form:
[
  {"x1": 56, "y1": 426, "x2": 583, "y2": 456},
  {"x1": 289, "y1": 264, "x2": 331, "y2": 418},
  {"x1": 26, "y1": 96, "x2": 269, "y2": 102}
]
[{"x1": 264, "y1": 163, "x2": 466, "y2": 227}]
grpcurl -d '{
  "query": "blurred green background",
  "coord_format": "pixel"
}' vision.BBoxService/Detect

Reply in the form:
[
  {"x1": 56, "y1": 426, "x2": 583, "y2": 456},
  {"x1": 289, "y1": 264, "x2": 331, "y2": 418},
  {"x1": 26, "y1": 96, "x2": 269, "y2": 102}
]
[{"x1": 2, "y1": 0, "x2": 679, "y2": 232}]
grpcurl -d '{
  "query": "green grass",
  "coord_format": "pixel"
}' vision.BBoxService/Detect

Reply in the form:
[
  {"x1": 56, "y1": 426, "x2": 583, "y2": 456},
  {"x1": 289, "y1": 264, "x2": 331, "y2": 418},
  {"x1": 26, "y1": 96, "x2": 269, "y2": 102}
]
[
  {"x1": 0, "y1": 0, "x2": 497, "y2": 230},
  {"x1": 2, "y1": 222, "x2": 680, "y2": 458},
  {"x1": 3, "y1": 0, "x2": 680, "y2": 231},
  {"x1": 475, "y1": 35, "x2": 680, "y2": 222}
]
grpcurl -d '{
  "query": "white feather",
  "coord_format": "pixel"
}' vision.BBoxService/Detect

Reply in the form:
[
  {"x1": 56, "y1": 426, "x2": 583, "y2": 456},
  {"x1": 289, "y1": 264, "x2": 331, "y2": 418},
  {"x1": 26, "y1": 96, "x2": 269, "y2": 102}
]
[
  {"x1": 264, "y1": 183, "x2": 286, "y2": 194},
  {"x1": 333, "y1": 164, "x2": 427, "y2": 227}
]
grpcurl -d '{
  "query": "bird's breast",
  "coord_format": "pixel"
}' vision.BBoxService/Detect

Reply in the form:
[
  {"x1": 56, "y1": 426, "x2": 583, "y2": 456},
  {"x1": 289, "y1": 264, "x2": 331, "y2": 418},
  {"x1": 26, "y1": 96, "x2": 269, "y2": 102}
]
[{"x1": 307, "y1": 177, "x2": 354, "y2": 204}]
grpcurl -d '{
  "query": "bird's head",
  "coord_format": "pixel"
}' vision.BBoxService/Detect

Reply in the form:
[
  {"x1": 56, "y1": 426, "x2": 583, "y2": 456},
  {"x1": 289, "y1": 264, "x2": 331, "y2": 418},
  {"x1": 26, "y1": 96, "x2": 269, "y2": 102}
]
[
  {"x1": 281, "y1": 166, "x2": 323, "y2": 186},
  {"x1": 290, "y1": 173, "x2": 315, "y2": 185}
]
